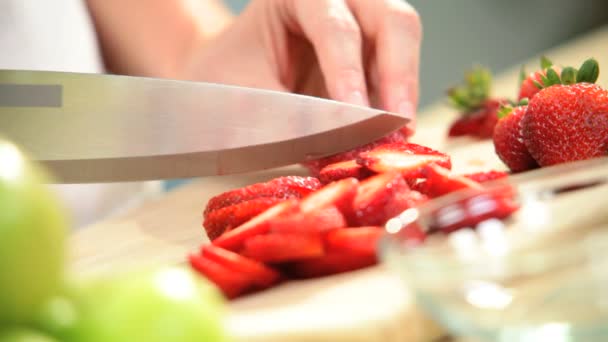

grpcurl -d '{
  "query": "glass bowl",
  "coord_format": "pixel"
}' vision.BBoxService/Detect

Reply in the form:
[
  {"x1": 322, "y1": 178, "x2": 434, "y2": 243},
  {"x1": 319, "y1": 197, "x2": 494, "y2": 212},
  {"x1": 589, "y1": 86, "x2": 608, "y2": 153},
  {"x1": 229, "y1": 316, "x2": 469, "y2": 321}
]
[{"x1": 380, "y1": 157, "x2": 608, "y2": 342}]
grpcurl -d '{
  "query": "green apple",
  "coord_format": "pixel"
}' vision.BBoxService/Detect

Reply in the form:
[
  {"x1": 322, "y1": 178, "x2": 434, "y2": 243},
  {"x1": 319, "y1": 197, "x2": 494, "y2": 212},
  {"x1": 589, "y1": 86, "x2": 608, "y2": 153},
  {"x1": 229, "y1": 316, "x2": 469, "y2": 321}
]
[
  {"x1": 70, "y1": 267, "x2": 228, "y2": 342},
  {"x1": 0, "y1": 139, "x2": 68, "y2": 323},
  {"x1": 0, "y1": 328, "x2": 57, "y2": 342}
]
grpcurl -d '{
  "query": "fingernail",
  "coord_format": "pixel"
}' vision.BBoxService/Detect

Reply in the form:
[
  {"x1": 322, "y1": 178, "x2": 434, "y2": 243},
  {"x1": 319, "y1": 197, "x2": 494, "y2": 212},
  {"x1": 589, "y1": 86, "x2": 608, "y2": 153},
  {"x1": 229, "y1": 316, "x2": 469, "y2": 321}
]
[
  {"x1": 345, "y1": 90, "x2": 369, "y2": 107},
  {"x1": 397, "y1": 100, "x2": 415, "y2": 119}
]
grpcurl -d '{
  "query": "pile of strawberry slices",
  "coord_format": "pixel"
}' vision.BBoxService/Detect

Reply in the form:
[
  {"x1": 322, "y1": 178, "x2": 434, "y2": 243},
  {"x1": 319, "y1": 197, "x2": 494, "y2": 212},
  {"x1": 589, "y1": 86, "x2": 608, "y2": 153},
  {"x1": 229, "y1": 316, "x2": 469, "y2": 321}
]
[
  {"x1": 191, "y1": 141, "x2": 516, "y2": 299},
  {"x1": 493, "y1": 57, "x2": 608, "y2": 172}
]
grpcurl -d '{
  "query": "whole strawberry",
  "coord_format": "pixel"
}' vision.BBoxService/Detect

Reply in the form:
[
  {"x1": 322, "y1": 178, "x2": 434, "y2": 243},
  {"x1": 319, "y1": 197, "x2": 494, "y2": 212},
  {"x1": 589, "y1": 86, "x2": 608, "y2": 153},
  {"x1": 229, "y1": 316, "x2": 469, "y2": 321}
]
[
  {"x1": 522, "y1": 58, "x2": 608, "y2": 166},
  {"x1": 493, "y1": 103, "x2": 539, "y2": 172},
  {"x1": 518, "y1": 56, "x2": 562, "y2": 101},
  {"x1": 447, "y1": 67, "x2": 506, "y2": 139}
]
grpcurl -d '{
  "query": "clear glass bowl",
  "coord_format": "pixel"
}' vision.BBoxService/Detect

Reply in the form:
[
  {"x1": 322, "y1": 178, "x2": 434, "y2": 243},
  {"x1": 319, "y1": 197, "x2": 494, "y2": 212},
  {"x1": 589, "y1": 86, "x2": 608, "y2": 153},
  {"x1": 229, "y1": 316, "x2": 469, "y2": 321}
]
[{"x1": 380, "y1": 157, "x2": 608, "y2": 342}]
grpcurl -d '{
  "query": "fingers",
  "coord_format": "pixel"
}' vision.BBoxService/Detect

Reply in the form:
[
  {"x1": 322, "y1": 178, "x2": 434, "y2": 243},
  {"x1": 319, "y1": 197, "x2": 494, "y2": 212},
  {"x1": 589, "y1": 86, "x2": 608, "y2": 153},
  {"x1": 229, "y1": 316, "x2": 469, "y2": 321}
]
[
  {"x1": 349, "y1": 0, "x2": 422, "y2": 120},
  {"x1": 286, "y1": 0, "x2": 369, "y2": 106},
  {"x1": 379, "y1": 1, "x2": 421, "y2": 118}
]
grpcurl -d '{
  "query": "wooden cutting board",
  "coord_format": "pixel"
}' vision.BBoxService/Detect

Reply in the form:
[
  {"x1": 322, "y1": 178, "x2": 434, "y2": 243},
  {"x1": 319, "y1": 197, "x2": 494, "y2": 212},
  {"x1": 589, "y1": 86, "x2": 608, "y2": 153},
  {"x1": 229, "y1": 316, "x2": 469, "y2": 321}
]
[{"x1": 69, "y1": 26, "x2": 608, "y2": 342}]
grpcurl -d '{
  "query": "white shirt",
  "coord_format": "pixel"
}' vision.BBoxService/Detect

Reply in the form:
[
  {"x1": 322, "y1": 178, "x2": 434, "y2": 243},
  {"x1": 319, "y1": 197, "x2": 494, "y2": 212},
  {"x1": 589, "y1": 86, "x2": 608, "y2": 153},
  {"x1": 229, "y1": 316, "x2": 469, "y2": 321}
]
[{"x1": 0, "y1": 0, "x2": 161, "y2": 228}]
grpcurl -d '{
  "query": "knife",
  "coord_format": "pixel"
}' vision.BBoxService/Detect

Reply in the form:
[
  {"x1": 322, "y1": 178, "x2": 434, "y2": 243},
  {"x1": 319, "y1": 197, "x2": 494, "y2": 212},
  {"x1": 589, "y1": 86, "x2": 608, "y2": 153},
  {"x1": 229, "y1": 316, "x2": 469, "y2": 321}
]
[{"x1": 0, "y1": 70, "x2": 409, "y2": 183}]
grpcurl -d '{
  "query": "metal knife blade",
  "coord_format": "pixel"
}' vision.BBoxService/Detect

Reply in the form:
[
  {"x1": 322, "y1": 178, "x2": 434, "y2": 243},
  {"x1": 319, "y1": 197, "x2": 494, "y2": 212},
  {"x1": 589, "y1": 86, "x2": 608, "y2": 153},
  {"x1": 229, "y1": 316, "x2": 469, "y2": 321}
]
[{"x1": 0, "y1": 70, "x2": 409, "y2": 183}]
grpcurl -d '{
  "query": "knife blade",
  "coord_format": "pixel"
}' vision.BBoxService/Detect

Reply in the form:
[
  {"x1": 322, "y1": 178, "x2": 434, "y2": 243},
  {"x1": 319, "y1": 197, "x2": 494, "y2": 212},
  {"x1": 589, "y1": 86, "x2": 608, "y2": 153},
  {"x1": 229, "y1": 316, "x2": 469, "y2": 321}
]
[{"x1": 0, "y1": 70, "x2": 409, "y2": 183}]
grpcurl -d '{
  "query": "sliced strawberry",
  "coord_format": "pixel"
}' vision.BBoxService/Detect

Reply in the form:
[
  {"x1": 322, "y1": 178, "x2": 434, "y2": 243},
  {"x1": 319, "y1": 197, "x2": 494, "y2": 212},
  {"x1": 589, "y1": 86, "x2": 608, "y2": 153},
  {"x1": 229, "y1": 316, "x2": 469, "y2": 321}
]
[
  {"x1": 203, "y1": 197, "x2": 284, "y2": 240},
  {"x1": 325, "y1": 227, "x2": 385, "y2": 256},
  {"x1": 213, "y1": 199, "x2": 299, "y2": 251},
  {"x1": 201, "y1": 244, "x2": 281, "y2": 288},
  {"x1": 204, "y1": 176, "x2": 321, "y2": 215},
  {"x1": 318, "y1": 160, "x2": 372, "y2": 184},
  {"x1": 289, "y1": 251, "x2": 377, "y2": 278},
  {"x1": 189, "y1": 253, "x2": 252, "y2": 299},
  {"x1": 242, "y1": 233, "x2": 324, "y2": 263},
  {"x1": 270, "y1": 205, "x2": 346, "y2": 234},
  {"x1": 462, "y1": 170, "x2": 509, "y2": 183},
  {"x1": 299, "y1": 177, "x2": 359, "y2": 215},
  {"x1": 357, "y1": 142, "x2": 451, "y2": 180},
  {"x1": 349, "y1": 172, "x2": 416, "y2": 226},
  {"x1": 303, "y1": 130, "x2": 408, "y2": 176},
  {"x1": 419, "y1": 164, "x2": 483, "y2": 198},
  {"x1": 430, "y1": 186, "x2": 519, "y2": 233}
]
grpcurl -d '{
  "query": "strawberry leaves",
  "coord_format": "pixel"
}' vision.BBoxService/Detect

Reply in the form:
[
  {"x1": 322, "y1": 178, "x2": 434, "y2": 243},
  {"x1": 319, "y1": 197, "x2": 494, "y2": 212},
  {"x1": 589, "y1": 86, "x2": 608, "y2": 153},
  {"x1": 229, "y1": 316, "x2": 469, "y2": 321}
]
[
  {"x1": 561, "y1": 67, "x2": 577, "y2": 85},
  {"x1": 448, "y1": 66, "x2": 492, "y2": 112},
  {"x1": 540, "y1": 56, "x2": 553, "y2": 70},
  {"x1": 577, "y1": 58, "x2": 600, "y2": 84},
  {"x1": 533, "y1": 57, "x2": 599, "y2": 90}
]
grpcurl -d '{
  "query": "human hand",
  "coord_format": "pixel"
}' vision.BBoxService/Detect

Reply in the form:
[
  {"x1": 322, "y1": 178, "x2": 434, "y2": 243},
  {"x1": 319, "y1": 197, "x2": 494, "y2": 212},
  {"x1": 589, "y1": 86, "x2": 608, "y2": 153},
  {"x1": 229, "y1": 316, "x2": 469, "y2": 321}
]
[{"x1": 181, "y1": 0, "x2": 422, "y2": 130}]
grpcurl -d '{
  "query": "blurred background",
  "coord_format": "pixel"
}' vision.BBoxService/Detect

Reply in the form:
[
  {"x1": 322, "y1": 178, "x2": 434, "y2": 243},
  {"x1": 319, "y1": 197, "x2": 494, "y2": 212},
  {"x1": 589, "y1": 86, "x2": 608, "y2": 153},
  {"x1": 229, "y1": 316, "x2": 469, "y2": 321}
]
[{"x1": 226, "y1": 0, "x2": 608, "y2": 108}]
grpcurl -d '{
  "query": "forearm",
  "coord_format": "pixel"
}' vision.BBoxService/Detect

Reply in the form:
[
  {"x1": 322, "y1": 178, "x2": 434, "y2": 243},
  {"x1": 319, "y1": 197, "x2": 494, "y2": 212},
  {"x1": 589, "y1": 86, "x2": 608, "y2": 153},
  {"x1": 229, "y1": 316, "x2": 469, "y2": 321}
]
[{"x1": 86, "y1": 0, "x2": 234, "y2": 78}]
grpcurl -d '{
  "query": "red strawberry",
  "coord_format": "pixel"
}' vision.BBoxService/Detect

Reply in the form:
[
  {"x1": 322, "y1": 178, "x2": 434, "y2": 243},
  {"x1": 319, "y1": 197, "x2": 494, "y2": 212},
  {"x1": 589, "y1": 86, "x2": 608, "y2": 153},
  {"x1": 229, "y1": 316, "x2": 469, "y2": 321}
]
[
  {"x1": 419, "y1": 164, "x2": 482, "y2": 198},
  {"x1": 318, "y1": 159, "x2": 372, "y2": 184},
  {"x1": 463, "y1": 170, "x2": 509, "y2": 183},
  {"x1": 523, "y1": 81, "x2": 608, "y2": 166},
  {"x1": 448, "y1": 111, "x2": 486, "y2": 137},
  {"x1": 270, "y1": 205, "x2": 346, "y2": 234},
  {"x1": 299, "y1": 177, "x2": 359, "y2": 215},
  {"x1": 325, "y1": 227, "x2": 385, "y2": 256},
  {"x1": 493, "y1": 105, "x2": 539, "y2": 172},
  {"x1": 242, "y1": 233, "x2": 324, "y2": 263},
  {"x1": 213, "y1": 199, "x2": 299, "y2": 251},
  {"x1": 518, "y1": 57, "x2": 562, "y2": 101},
  {"x1": 302, "y1": 130, "x2": 408, "y2": 176},
  {"x1": 349, "y1": 172, "x2": 418, "y2": 226},
  {"x1": 357, "y1": 142, "x2": 451, "y2": 180},
  {"x1": 429, "y1": 186, "x2": 519, "y2": 233},
  {"x1": 449, "y1": 99, "x2": 504, "y2": 138},
  {"x1": 189, "y1": 253, "x2": 252, "y2": 299},
  {"x1": 447, "y1": 67, "x2": 505, "y2": 138},
  {"x1": 201, "y1": 244, "x2": 281, "y2": 288},
  {"x1": 203, "y1": 197, "x2": 284, "y2": 240},
  {"x1": 288, "y1": 251, "x2": 377, "y2": 278},
  {"x1": 204, "y1": 176, "x2": 321, "y2": 215}
]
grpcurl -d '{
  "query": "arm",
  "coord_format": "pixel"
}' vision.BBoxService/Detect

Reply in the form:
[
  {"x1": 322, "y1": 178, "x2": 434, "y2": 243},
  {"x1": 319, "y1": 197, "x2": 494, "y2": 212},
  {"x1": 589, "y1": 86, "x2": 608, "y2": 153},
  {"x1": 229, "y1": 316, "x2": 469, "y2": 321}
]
[{"x1": 85, "y1": 0, "x2": 233, "y2": 78}]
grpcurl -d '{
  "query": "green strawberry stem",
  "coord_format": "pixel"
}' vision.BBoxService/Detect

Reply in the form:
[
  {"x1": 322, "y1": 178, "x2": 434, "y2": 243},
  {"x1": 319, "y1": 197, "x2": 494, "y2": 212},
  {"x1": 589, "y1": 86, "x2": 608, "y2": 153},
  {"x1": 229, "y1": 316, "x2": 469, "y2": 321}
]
[
  {"x1": 533, "y1": 57, "x2": 599, "y2": 90},
  {"x1": 448, "y1": 66, "x2": 492, "y2": 112},
  {"x1": 498, "y1": 98, "x2": 528, "y2": 119},
  {"x1": 540, "y1": 56, "x2": 553, "y2": 70},
  {"x1": 577, "y1": 58, "x2": 600, "y2": 83}
]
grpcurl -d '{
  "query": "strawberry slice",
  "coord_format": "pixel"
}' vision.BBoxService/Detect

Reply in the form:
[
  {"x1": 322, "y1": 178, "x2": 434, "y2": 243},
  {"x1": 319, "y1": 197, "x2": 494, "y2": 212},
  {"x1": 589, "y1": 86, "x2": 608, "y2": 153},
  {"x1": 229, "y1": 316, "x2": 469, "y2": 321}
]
[
  {"x1": 318, "y1": 160, "x2": 372, "y2": 184},
  {"x1": 357, "y1": 143, "x2": 452, "y2": 180},
  {"x1": 203, "y1": 197, "x2": 285, "y2": 240},
  {"x1": 462, "y1": 170, "x2": 509, "y2": 183},
  {"x1": 303, "y1": 131, "x2": 408, "y2": 176},
  {"x1": 288, "y1": 251, "x2": 377, "y2": 278},
  {"x1": 299, "y1": 177, "x2": 359, "y2": 215},
  {"x1": 419, "y1": 164, "x2": 483, "y2": 198},
  {"x1": 270, "y1": 205, "x2": 346, "y2": 234},
  {"x1": 325, "y1": 227, "x2": 385, "y2": 256},
  {"x1": 242, "y1": 233, "x2": 324, "y2": 263},
  {"x1": 189, "y1": 253, "x2": 252, "y2": 299},
  {"x1": 201, "y1": 244, "x2": 281, "y2": 288},
  {"x1": 213, "y1": 199, "x2": 299, "y2": 251},
  {"x1": 204, "y1": 176, "x2": 321, "y2": 215},
  {"x1": 348, "y1": 172, "x2": 418, "y2": 226},
  {"x1": 430, "y1": 186, "x2": 519, "y2": 233}
]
